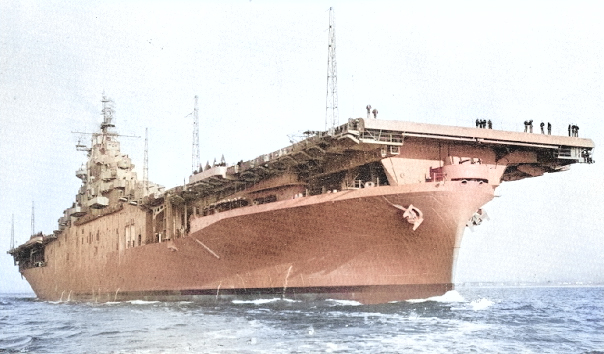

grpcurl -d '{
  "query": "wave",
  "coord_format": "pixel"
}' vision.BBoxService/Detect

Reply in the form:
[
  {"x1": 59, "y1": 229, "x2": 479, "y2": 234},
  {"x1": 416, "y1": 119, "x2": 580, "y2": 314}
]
[
  {"x1": 232, "y1": 298, "x2": 299, "y2": 305},
  {"x1": 406, "y1": 290, "x2": 466, "y2": 303},
  {"x1": 0, "y1": 336, "x2": 33, "y2": 350},
  {"x1": 93, "y1": 330, "x2": 122, "y2": 336},
  {"x1": 470, "y1": 298, "x2": 494, "y2": 311},
  {"x1": 127, "y1": 300, "x2": 159, "y2": 305},
  {"x1": 47, "y1": 300, "x2": 67, "y2": 305},
  {"x1": 325, "y1": 299, "x2": 362, "y2": 306}
]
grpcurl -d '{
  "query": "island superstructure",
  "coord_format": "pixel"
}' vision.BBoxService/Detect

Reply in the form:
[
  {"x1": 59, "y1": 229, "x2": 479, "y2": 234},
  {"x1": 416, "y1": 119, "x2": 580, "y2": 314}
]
[{"x1": 8, "y1": 96, "x2": 595, "y2": 303}]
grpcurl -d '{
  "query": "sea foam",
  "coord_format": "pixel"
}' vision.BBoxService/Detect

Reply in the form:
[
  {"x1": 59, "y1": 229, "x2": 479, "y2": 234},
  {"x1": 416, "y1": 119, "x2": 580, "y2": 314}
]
[
  {"x1": 325, "y1": 299, "x2": 363, "y2": 306},
  {"x1": 127, "y1": 300, "x2": 159, "y2": 305},
  {"x1": 232, "y1": 298, "x2": 299, "y2": 305},
  {"x1": 406, "y1": 290, "x2": 465, "y2": 303},
  {"x1": 470, "y1": 298, "x2": 494, "y2": 311}
]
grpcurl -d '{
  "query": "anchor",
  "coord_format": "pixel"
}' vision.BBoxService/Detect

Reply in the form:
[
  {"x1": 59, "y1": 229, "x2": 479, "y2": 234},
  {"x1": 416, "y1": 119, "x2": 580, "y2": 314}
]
[
  {"x1": 383, "y1": 197, "x2": 424, "y2": 231},
  {"x1": 466, "y1": 208, "x2": 489, "y2": 231}
]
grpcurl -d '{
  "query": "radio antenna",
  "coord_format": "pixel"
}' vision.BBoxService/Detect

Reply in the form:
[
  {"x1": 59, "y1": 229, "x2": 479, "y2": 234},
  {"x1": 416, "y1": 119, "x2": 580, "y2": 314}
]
[
  {"x1": 325, "y1": 7, "x2": 339, "y2": 131},
  {"x1": 192, "y1": 96, "x2": 200, "y2": 173}
]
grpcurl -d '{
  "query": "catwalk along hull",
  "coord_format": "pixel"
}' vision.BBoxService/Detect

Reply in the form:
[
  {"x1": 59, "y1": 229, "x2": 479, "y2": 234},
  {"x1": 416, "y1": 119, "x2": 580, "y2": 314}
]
[{"x1": 22, "y1": 181, "x2": 492, "y2": 304}]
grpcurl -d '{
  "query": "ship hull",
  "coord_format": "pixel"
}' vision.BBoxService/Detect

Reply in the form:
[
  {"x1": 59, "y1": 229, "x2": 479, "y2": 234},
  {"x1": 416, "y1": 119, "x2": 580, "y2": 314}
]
[{"x1": 22, "y1": 181, "x2": 493, "y2": 304}]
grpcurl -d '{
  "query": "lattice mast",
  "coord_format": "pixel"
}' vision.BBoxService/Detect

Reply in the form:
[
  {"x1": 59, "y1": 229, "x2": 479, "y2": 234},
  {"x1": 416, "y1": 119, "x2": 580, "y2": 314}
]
[
  {"x1": 143, "y1": 127, "x2": 149, "y2": 191},
  {"x1": 325, "y1": 7, "x2": 339, "y2": 131},
  {"x1": 192, "y1": 96, "x2": 201, "y2": 173}
]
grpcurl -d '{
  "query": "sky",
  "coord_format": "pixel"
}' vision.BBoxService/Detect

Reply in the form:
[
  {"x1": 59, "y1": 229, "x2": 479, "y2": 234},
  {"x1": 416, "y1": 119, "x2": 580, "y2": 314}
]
[{"x1": 1, "y1": 1, "x2": 603, "y2": 293}]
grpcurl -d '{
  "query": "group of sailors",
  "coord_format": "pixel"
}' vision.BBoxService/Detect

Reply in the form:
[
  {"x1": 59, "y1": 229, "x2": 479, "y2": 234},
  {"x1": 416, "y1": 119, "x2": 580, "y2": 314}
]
[
  {"x1": 475, "y1": 119, "x2": 492, "y2": 129},
  {"x1": 366, "y1": 104, "x2": 378, "y2": 119},
  {"x1": 522, "y1": 121, "x2": 582, "y2": 137},
  {"x1": 524, "y1": 120, "x2": 553, "y2": 135},
  {"x1": 568, "y1": 124, "x2": 580, "y2": 137},
  {"x1": 192, "y1": 156, "x2": 228, "y2": 174},
  {"x1": 581, "y1": 149, "x2": 594, "y2": 164}
]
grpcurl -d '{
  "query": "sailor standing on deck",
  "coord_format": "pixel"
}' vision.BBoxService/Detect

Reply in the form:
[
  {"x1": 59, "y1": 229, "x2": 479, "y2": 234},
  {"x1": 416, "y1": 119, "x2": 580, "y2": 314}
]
[
  {"x1": 366, "y1": 105, "x2": 372, "y2": 119},
  {"x1": 540, "y1": 122, "x2": 545, "y2": 134},
  {"x1": 547, "y1": 122, "x2": 552, "y2": 135},
  {"x1": 529, "y1": 120, "x2": 533, "y2": 133}
]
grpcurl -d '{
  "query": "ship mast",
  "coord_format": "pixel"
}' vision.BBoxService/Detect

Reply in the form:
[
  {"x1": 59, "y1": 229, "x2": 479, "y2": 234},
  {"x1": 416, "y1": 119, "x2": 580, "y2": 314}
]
[
  {"x1": 144, "y1": 127, "x2": 149, "y2": 192},
  {"x1": 101, "y1": 94, "x2": 116, "y2": 133},
  {"x1": 192, "y1": 95, "x2": 200, "y2": 173},
  {"x1": 325, "y1": 7, "x2": 339, "y2": 131},
  {"x1": 72, "y1": 96, "x2": 138, "y2": 141}
]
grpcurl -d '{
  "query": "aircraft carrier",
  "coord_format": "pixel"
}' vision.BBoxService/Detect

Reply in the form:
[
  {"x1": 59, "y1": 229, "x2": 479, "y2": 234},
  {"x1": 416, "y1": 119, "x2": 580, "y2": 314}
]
[{"x1": 8, "y1": 95, "x2": 595, "y2": 304}]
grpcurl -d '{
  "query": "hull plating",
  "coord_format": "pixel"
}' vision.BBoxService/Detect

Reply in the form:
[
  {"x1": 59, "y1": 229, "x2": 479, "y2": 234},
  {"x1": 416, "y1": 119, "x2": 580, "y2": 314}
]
[{"x1": 23, "y1": 181, "x2": 493, "y2": 304}]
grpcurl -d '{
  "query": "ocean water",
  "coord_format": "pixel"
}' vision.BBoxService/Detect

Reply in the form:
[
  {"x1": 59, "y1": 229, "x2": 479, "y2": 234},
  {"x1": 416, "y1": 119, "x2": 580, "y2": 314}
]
[{"x1": 0, "y1": 286, "x2": 602, "y2": 354}]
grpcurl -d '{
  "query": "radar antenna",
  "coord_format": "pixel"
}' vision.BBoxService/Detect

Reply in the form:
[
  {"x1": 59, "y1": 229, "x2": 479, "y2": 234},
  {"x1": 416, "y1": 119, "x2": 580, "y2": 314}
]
[
  {"x1": 71, "y1": 95, "x2": 139, "y2": 145},
  {"x1": 325, "y1": 7, "x2": 339, "y2": 131},
  {"x1": 100, "y1": 94, "x2": 116, "y2": 133},
  {"x1": 75, "y1": 136, "x2": 89, "y2": 152}
]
